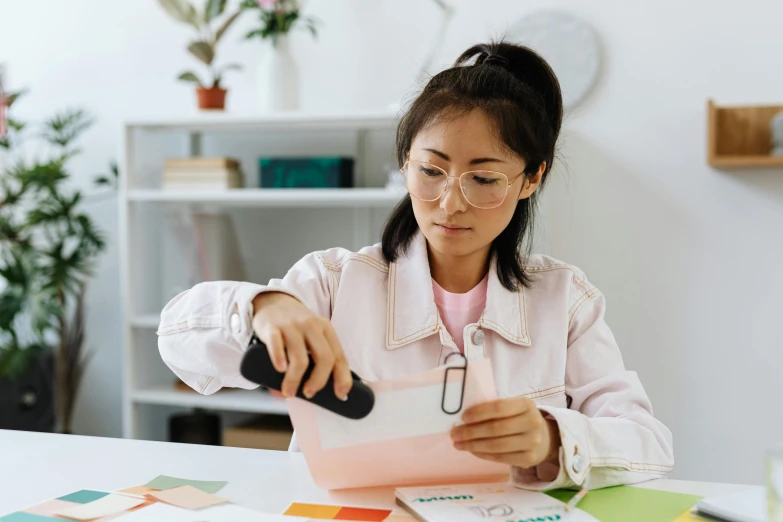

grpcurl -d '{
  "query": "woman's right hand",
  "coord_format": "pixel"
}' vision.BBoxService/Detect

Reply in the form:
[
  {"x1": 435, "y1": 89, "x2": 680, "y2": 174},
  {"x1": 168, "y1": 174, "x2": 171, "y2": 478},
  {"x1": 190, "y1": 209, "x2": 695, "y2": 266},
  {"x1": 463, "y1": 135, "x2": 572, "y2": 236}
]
[{"x1": 251, "y1": 291, "x2": 353, "y2": 401}]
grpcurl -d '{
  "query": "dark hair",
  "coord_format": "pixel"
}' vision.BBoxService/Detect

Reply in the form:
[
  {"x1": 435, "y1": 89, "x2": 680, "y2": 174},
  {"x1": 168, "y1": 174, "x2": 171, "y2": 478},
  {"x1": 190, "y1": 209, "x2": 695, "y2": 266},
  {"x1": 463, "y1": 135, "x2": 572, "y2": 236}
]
[{"x1": 381, "y1": 41, "x2": 563, "y2": 291}]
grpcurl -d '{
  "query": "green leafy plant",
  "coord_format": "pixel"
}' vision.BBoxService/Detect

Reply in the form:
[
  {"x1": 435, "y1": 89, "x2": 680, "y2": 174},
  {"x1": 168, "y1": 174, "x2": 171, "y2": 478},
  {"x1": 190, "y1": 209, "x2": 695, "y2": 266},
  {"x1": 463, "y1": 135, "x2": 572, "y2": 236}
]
[
  {"x1": 158, "y1": 0, "x2": 244, "y2": 88},
  {"x1": 240, "y1": 0, "x2": 318, "y2": 46},
  {"x1": 0, "y1": 91, "x2": 116, "y2": 433}
]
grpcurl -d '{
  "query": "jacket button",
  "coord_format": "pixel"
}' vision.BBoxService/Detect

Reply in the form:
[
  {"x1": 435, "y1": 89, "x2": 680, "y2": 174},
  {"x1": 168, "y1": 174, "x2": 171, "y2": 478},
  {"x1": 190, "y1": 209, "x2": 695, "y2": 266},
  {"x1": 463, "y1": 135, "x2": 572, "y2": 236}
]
[
  {"x1": 471, "y1": 329, "x2": 485, "y2": 346},
  {"x1": 572, "y1": 453, "x2": 586, "y2": 473},
  {"x1": 230, "y1": 313, "x2": 241, "y2": 334}
]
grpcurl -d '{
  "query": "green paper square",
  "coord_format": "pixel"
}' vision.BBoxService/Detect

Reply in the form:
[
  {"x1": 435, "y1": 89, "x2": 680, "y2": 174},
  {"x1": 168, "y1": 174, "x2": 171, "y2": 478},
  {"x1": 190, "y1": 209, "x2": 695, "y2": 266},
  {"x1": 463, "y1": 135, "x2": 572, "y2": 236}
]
[
  {"x1": 144, "y1": 475, "x2": 226, "y2": 494},
  {"x1": 0, "y1": 513, "x2": 61, "y2": 521},
  {"x1": 545, "y1": 486, "x2": 702, "y2": 522},
  {"x1": 55, "y1": 490, "x2": 108, "y2": 504}
]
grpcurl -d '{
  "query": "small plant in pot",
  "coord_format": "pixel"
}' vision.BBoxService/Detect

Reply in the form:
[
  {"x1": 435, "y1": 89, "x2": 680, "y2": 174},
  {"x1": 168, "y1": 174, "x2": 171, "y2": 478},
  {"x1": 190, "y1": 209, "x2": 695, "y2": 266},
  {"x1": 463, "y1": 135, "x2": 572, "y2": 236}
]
[{"x1": 158, "y1": 0, "x2": 244, "y2": 110}]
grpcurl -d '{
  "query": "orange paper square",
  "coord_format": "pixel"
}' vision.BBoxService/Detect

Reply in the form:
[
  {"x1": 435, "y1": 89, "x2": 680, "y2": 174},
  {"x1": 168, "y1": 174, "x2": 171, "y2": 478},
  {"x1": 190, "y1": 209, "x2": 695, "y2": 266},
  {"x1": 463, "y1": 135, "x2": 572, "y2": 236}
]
[
  {"x1": 118, "y1": 486, "x2": 159, "y2": 496},
  {"x1": 335, "y1": 506, "x2": 392, "y2": 521}
]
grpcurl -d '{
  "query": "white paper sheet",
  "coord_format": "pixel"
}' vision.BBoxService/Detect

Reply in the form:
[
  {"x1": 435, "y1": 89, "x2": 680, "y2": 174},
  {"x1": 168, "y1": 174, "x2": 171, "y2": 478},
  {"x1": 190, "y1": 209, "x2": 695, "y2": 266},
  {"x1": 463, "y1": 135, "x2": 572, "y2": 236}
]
[
  {"x1": 55, "y1": 493, "x2": 145, "y2": 520},
  {"x1": 115, "y1": 502, "x2": 295, "y2": 522},
  {"x1": 315, "y1": 365, "x2": 486, "y2": 450},
  {"x1": 695, "y1": 488, "x2": 767, "y2": 522},
  {"x1": 396, "y1": 483, "x2": 599, "y2": 522},
  {"x1": 317, "y1": 383, "x2": 466, "y2": 450}
]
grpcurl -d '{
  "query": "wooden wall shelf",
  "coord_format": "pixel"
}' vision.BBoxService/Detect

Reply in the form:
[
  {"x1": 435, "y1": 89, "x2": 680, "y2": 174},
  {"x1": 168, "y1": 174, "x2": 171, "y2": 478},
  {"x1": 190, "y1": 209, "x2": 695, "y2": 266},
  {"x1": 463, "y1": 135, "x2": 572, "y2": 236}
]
[{"x1": 707, "y1": 99, "x2": 783, "y2": 169}]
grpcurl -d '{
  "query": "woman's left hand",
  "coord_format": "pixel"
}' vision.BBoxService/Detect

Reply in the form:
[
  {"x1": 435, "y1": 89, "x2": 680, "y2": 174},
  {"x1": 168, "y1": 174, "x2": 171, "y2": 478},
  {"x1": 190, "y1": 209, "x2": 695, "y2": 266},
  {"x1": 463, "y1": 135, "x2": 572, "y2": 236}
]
[{"x1": 450, "y1": 396, "x2": 561, "y2": 469}]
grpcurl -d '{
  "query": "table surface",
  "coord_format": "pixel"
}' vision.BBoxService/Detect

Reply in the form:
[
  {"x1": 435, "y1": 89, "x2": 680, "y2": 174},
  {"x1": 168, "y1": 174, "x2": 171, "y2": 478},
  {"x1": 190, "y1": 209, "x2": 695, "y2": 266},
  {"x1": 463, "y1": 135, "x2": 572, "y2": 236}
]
[{"x1": 0, "y1": 429, "x2": 759, "y2": 517}]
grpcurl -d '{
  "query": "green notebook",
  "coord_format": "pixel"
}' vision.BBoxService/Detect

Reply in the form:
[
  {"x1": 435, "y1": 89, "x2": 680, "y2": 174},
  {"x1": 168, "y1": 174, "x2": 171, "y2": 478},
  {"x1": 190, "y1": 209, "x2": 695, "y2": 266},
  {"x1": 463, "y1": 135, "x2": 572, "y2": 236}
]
[{"x1": 546, "y1": 485, "x2": 702, "y2": 522}]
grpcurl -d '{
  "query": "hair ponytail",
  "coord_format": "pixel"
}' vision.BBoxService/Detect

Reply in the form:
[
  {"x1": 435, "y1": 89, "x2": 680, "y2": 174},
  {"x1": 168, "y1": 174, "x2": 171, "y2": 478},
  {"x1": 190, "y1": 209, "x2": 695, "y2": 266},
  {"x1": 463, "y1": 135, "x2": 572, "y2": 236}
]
[{"x1": 383, "y1": 40, "x2": 564, "y2": 290}]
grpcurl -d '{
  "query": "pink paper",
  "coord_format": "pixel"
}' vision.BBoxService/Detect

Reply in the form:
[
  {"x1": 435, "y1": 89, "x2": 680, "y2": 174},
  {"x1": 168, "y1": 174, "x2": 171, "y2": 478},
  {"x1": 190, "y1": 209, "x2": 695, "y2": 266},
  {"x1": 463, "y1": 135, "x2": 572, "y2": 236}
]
[
  {"x1": 288, "y1": 358, "x2": 509, "y2": 490},
  {"x1": 24, "y1": 499, "x2": 80, "y2": 516}
]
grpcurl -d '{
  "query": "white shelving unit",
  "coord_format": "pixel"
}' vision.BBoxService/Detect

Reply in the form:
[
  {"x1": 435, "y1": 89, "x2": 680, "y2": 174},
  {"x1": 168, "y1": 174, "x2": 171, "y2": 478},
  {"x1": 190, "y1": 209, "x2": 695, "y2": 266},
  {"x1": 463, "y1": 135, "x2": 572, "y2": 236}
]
[
  {"x1": 120, "y1": 111, "x2": 401, "y2": 440},
  {"x1": 132, "y1": 387, "x2": 289, "y2": 415},
  {"x1": 127, "y1": 187, "x2": 403, "y2": 207}
]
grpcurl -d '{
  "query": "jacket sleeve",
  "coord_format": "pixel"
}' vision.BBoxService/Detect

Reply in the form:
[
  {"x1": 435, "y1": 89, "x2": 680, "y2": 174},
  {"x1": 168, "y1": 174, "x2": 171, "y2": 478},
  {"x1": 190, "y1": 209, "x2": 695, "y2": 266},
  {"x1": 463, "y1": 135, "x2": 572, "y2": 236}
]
[
  {"x1": 157, "y1": 252, "x2": 334, "y2": 395},
  {"x1": 512, "y1": 282, "x2": 674, "y2": 490}
]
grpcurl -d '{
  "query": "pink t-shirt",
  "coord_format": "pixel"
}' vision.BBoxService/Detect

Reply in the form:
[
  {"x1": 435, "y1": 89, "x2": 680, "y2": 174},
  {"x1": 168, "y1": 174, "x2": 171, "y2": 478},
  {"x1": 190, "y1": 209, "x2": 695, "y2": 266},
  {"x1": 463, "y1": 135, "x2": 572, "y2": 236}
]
[{"x1": 431, "y1": 275, "x2": 488, "y2": 352}]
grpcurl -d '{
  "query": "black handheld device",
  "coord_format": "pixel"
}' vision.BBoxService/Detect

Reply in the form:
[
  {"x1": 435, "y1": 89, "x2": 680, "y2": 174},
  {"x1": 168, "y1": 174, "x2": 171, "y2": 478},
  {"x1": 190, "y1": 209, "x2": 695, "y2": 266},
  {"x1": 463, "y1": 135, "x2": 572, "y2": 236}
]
[{"x1": 239, "y1": 335, "x2": 375, "y2": 420}]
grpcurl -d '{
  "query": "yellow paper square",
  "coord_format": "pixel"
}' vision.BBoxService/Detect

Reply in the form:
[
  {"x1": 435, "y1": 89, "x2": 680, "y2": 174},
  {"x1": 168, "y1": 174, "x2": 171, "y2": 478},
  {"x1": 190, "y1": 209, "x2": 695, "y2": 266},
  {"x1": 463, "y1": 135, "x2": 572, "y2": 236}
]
[{"x1": 284, "y1": 502, "x2": 342, "y2": 519}]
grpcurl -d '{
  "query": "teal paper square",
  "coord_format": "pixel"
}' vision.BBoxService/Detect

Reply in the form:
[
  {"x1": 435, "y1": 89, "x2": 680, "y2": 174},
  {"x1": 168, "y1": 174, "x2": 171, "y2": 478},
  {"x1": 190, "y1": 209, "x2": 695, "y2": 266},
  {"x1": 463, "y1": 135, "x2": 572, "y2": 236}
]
[
  {"x1": 0, "y1": 512, "x2": 61, "y2": 521},
  {"x1": 55, "y1": 490, "x2": 108, "y2": 504}
]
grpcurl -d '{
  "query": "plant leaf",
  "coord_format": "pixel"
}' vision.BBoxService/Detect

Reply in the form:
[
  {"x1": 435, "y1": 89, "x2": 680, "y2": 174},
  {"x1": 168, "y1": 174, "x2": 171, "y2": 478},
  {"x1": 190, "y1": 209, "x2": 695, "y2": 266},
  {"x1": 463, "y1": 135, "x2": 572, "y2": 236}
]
[
  {"x1": 157, "y1": 0, "x2": 200, "y2": 29},
  {"x1": 214, "y1": 10, "x2": 241, "y2": 43},
  {"x1": 245, "y1": 28, "x2": 266, "y2": 40},
  {"x1": 5, "y1": 89, "x2": 28, "y2": 108},
  {"x1": 41, "y1": 109, "x2": 93, "y2": 149},
  {"x1": 204, "y1": 0, "x2": 227, "y2": 23},
  {"x1": 187, "y1": 41, "x2": 215, "y2": 65},
  {"x1": 0, "y1": 341, "x2": 45, "y2": 381},
  {"x1": 177, "y1": 71, "x2": 204, "y2": 85},
  {"x1": 92, "y1": 161, "x2": 119, "y2": 189},
  {"x1": 219, "y1": 63, "x2": 242, "y2": 74},
  {"x1": 306, "y1": 21, "x2": 318, "y2": 38},
  {"x1": 7, "y1": 119, "x2": 25, "y2": 132}
]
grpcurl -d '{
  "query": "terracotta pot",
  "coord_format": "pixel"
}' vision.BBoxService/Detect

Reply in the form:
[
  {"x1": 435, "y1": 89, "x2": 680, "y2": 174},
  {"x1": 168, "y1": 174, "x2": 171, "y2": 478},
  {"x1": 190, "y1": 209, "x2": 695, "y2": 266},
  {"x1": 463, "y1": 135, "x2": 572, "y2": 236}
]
[{"x1": 196, "y1": 86, "x2": 227, "y2": 110}]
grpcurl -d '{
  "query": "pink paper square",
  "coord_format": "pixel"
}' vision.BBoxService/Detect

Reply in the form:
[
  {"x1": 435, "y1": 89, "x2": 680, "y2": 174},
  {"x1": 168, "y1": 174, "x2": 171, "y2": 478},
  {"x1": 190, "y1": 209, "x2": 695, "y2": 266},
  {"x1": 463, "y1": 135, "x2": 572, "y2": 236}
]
[{"x1": 24, "y1": 499, "x2": 80, "y2": 516}]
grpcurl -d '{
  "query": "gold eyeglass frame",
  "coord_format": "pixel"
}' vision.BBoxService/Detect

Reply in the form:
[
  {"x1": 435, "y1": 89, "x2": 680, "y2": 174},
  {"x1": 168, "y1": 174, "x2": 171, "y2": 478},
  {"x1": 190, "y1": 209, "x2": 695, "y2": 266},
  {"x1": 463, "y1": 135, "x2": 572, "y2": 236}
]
[{"x1": 401, "y1": 159, "x2": 526, "y2": 210}]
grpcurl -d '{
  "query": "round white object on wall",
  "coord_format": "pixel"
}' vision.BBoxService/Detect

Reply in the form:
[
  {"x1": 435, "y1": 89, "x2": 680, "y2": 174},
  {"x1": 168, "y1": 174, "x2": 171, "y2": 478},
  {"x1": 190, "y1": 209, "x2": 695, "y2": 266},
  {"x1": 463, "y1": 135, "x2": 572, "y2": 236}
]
[{"x1": 507, "y1": 10, "x2": 601, "y2": 111}]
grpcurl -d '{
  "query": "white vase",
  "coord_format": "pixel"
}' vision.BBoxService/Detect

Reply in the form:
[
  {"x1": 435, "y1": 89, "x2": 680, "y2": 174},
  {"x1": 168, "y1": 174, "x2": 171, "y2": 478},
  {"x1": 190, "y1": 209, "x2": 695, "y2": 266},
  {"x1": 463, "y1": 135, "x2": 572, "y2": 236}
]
[{"x1": 256, "y1": 35, "x2": 299, "y2": 112}]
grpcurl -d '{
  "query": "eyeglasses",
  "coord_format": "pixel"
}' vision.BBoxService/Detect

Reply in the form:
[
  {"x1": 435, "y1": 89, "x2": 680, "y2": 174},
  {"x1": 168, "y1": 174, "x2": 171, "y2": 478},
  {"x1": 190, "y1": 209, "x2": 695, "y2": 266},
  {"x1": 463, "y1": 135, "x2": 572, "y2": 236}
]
[{"x1": 401, "y1": 160, "x2": 525, "y2": 209}]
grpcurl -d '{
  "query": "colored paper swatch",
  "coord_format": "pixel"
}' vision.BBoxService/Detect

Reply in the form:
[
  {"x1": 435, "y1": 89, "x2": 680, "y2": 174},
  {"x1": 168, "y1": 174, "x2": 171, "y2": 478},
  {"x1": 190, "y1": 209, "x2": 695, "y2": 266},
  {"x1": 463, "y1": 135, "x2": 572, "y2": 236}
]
[
  {"x1": 546, "y1": 486, "x2": 702, "y2": 522},
  {"x1": 0, "y1": 514, "x2": 60, "y2": 522},
  {"x1": 672, "y1": 509, "x2": 712, "y2": 521},
  {"x1": 55, "y1": 494, "x2": 145, "y2": 520},
  {"x1": 117, "y1": 502, "x2": 287, "y2": 522},
  {"x1": 117, "y1": 486, "x2": 159, "y2": 496},
  {"x1": 381, "y1": 513, "x2": 418, "y2": 522},
  {"x1": 284, "y1": 503, "x2": 341, "y2": 519},
  {"x1": 56, "y1": 490, "x2": 108, "y2": 504},
  {"x1": 283, "y1": 503, "x2": 391, "y2": 521},
  {"x1": 150, "y1": 486, "x2": 228, "y2": 510},
  {"x1": 144, "y1": 475, "x2": 226, "y2": 494},
  {"x1": 333, "y1": 506, "x2": 393, "y2": 521},
  {"x1": 22, "y1": 500, "x2": 79, "y2": 517}
]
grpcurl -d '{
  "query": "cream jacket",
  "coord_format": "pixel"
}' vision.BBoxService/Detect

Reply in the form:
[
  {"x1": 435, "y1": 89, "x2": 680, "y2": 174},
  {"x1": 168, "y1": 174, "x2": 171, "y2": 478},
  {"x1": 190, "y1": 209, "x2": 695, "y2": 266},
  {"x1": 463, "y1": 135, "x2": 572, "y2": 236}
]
[{"x1": 157, "y1": 232, "x2": 673, "y2": 490}]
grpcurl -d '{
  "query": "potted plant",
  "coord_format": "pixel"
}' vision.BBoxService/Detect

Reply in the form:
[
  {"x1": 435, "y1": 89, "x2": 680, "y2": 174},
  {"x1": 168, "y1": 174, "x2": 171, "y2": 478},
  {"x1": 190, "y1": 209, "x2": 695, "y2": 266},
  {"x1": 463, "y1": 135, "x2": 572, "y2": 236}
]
[
  {"x1": 0, "y1": 90, "x2": 116, "y2": 434},
  {"x1": 240, "y1": 0, "x2": 318, "y2": 111},
  {"x1": 157, "y1": 0, "x2": 244, "y2": 110}
]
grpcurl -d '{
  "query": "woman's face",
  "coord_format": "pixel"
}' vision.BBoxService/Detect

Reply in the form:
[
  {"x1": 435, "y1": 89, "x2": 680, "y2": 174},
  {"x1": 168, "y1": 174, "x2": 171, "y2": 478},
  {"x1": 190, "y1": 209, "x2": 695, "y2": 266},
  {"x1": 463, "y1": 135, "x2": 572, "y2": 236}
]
[{"x1": 407, "y1": 109, "x2": 543, "y2": 261}]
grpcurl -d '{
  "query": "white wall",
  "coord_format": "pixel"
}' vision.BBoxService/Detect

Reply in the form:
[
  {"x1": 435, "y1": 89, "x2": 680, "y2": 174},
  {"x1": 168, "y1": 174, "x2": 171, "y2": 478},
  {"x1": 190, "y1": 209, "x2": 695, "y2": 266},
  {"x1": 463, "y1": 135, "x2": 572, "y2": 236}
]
[{"x1": 2, "y1": 0, "x2": 782, "y2": 485}]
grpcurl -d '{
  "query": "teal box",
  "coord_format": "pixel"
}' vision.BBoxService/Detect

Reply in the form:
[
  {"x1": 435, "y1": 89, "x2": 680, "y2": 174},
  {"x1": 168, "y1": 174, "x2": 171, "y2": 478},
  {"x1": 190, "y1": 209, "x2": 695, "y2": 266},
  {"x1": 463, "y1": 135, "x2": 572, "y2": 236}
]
[{"x1": 259, "y1": 157, "x2": 354, "y2": 188}]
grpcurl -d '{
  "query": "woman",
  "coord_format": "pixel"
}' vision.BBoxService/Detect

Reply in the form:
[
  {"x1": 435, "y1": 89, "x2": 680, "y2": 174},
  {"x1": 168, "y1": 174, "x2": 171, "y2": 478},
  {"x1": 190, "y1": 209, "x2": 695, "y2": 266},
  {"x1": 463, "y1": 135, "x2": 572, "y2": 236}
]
[{"x1": 158, "y1": 41, "x2": 673, "y2": 490}]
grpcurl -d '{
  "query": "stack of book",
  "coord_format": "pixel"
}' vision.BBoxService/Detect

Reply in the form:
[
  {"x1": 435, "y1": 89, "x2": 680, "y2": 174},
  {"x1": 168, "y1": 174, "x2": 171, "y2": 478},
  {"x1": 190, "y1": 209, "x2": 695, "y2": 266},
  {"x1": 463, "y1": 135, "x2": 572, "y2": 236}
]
[{"x1": 162, "y1": 157, "x2": 242, "y2": 190}]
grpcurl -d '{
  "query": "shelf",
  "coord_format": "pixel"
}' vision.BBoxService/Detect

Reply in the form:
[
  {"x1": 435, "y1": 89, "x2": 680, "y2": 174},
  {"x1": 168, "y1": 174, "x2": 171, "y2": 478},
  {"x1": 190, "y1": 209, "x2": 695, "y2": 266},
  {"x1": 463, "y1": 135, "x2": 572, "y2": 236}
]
[
  {"x1": 130, "y1": 315, "x2": 160, "y2": 329},
  {"x1": 708, "y1": 155, "x2": 783, "y2": 168},
  {"x1": 127, "y1": 188, "x2": 405, "y2": 208},
  {"x1": 125, "y1": 111, "x2": 398, "y2": 133},
  {"x1": 708, "y1": 99, "x2": 783, "y2": 169},
  {"x1": 132, "y1": 386, "x2": 289, "y2": 415}
]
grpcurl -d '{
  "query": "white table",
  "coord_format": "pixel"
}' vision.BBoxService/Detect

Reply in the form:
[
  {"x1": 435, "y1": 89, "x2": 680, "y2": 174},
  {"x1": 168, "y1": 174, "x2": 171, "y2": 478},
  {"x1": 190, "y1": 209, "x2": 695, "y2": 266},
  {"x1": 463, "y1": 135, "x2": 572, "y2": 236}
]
[{"x1": 0, "y1": 430, "x2": 758, "y2": 517}]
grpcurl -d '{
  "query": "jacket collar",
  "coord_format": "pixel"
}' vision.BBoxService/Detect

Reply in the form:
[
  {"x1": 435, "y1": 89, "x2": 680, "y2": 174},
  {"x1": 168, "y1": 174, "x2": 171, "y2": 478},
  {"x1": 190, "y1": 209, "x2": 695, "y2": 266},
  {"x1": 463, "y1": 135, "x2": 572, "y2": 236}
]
[{"x1": 385, "y1": 232, "x2": 531, "y2": 350}]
